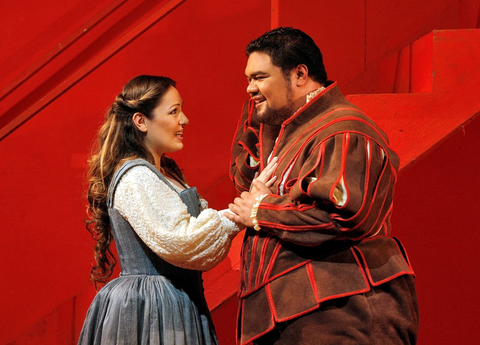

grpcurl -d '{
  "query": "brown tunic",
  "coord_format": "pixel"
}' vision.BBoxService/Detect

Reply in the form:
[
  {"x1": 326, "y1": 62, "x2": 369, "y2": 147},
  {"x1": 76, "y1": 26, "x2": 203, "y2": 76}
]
[{"x1": 230, "y1": 82, "x2": 415, "y2": 345}]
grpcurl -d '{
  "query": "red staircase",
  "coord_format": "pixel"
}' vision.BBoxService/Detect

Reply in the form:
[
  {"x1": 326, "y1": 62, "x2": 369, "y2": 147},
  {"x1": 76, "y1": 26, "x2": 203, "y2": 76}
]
[{"x1": 347, "y1": 29, "x2": 480, "y2": 171}]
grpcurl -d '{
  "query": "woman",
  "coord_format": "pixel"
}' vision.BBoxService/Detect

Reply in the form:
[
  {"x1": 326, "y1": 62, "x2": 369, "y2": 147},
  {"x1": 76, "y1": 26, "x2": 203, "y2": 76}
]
[{"x1": 79, "y1": 75, "x2": 275, "y2": 344}]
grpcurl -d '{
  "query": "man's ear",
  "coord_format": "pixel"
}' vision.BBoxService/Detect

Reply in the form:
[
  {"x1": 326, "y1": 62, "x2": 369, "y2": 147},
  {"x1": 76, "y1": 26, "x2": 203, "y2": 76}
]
[
  {"x1": 132, "y1": 112, "x2": 148, "y2": 132},
  {"x1": 293, "y1": 64, "x2": 309, "y2": 86}
]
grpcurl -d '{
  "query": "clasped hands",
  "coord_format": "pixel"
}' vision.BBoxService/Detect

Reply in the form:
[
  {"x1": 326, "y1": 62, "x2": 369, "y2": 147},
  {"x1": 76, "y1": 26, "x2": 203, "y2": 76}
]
[{"x1": 224, "y1": 157, "x2": 278, "y2": 229}]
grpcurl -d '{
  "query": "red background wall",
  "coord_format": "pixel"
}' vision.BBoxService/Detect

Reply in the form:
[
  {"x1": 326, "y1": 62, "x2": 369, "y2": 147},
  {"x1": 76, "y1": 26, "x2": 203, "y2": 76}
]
[{"x1": 1, "y1": 0, "x2": 479, "y2": 344}]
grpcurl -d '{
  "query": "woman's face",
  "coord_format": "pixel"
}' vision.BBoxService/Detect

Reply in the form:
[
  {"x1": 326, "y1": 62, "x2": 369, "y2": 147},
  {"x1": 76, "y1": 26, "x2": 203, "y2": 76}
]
[{"x1": 143, "y1": 86, "x2": 189, "y2": 157}]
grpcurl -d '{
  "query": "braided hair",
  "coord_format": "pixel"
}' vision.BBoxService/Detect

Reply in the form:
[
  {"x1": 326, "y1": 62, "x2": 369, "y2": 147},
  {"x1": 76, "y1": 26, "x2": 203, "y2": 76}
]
[{"x1": 85, "y1": 75, "x2": 176, "y2": 287}]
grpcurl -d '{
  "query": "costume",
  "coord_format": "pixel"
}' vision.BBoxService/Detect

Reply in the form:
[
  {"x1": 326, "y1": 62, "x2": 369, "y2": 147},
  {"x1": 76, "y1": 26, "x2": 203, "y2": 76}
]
[
  {"x1": 79, "y1": 158, "x2": 239, "y2": 345},
  {"x1": 230, "y1": 82, "x2": 418, "y2": 344}
]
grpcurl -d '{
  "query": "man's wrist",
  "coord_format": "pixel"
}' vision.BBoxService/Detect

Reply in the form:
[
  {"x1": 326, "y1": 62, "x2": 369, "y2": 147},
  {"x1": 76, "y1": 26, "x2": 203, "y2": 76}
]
[{"x1": 250, "y1": 194, "x2": 268, "y2": 231}]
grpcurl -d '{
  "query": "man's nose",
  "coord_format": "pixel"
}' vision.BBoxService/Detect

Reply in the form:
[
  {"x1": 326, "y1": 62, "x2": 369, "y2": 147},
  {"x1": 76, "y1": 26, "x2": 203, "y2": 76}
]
[{"x1": 246, "y1": 81, "x2": 258, "y2": 94}]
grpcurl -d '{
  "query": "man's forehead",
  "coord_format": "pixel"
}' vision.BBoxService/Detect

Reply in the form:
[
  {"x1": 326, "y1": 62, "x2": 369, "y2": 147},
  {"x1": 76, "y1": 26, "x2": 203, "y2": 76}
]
[{"x1": 245, "y1": 52, "x2": 275, "y2": 75}]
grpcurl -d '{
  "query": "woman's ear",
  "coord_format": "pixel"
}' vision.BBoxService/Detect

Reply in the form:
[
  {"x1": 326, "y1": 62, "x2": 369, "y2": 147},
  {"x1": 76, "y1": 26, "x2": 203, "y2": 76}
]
[{"x1": 132, "y1": 112, "x2": 148, "y2": 132}]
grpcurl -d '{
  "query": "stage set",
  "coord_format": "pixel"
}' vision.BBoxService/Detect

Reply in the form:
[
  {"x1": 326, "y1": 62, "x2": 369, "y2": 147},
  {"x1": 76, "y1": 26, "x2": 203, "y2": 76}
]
[{"x1": 1, "y1": 0, "x2": 479, "y2": 344}]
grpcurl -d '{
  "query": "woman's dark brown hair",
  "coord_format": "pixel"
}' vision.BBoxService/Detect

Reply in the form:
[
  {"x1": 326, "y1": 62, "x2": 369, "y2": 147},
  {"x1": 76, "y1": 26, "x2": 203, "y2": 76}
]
[{"x1": 85, "y1": 75, "x2": 176, "y2": 287}]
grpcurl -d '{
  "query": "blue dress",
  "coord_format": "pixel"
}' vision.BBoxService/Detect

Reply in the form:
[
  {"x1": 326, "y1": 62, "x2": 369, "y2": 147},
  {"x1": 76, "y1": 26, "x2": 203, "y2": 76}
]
[{"x1": 78, "y1": 159, "x2": 218, "y2": 344}]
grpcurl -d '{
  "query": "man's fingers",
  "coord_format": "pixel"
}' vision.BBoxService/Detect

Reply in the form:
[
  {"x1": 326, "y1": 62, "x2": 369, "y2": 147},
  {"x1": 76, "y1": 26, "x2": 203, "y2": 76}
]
[
  {"x1": 240, "y1": 191, "x2": 251, "y2": 199},
  {"x1": 251, "y1": 180, "x2": 271, "y2": 195},
  {"x1": 256, "y1": 157, "x2": 278, "y2": 184},
  {"x1": 265, "y1": 175, "x2": 277, "y2": 187},
  {"x1": 229, "y1": 202, "x2": 240, "y2": 213}
]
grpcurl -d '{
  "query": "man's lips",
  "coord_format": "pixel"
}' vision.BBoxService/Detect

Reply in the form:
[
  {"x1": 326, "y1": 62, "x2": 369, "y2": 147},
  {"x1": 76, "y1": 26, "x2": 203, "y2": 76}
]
[{"x1": 252, "y1": 96, "x2": 266, "y2": 108}]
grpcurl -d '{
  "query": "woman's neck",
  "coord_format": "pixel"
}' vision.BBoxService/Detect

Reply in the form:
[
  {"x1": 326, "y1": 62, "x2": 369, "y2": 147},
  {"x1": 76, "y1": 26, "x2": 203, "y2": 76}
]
[
  {"x1": 151, "y1": 151, "x2": 186, "y2": 188},
  {"x1": 152, "y1": 152, "x2": 164, "y2": 173}
]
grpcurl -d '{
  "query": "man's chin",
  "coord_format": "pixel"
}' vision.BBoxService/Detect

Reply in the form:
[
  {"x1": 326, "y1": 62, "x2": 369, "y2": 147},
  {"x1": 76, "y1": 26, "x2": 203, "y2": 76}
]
[
  {"x1": 254, "y1": 111, "x2": 269, "y2": 124},
  {"x1": 255, "y1": 107, "x2": 290, "y2": 126}
]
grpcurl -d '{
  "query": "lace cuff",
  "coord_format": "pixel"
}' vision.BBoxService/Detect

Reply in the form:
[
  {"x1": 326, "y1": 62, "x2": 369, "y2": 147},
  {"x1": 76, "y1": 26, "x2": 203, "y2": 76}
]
[{"x1": 250, "y1": 194, "x2": 268, "y2": 231}]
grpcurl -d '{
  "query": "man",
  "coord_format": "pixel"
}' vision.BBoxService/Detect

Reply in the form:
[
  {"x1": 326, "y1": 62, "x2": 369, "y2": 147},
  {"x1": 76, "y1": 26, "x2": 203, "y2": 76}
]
[{"x1": 226, "y1": 27, "x2": 419, "y2": 345}]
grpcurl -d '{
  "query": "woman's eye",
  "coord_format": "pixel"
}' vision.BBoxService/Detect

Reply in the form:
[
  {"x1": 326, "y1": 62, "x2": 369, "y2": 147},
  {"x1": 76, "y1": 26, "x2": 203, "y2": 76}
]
[{"x1": 170, "y1": 109, "x2": 178, "y2": 114}]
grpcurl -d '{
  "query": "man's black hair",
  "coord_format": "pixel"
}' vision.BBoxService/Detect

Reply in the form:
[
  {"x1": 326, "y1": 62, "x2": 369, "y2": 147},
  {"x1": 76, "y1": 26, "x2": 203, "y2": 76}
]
[{"x1": 246, "y1": 27, "x2": 327, "y2": 84}]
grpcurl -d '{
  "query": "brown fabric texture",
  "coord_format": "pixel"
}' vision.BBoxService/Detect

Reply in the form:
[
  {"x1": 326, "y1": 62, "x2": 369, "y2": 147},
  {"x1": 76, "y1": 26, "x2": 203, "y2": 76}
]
[
  {"x1": 252, "y1": 275, "x2": 419, "y2": 345},
  {"x1": 230, "y1": 82, "x2": 417, "y2": 344}
]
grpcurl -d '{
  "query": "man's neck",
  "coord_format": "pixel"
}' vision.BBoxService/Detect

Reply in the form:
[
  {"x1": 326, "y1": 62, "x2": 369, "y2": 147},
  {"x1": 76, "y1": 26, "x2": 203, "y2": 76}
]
[{"x1": 291, "y1": 82, "x2": 325, "y2": 111}]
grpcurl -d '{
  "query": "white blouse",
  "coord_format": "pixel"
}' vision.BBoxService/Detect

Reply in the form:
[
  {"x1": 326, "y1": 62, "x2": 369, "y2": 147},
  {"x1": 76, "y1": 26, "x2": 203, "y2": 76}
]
[{"x1": 113, "y1": 166, "x2": 240, "y2": 271}]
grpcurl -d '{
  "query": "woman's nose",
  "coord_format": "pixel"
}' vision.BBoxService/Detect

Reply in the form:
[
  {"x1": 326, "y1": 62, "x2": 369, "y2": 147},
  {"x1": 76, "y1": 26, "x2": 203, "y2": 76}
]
[{"x1": 179, "y1": 112, "x2": 189, "y2": 126}]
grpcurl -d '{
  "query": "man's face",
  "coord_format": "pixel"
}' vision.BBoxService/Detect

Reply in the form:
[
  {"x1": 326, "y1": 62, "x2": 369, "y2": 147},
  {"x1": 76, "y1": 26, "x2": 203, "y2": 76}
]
[{"x1": 245, "y1": 52, "x2": 295, "y2": 125}]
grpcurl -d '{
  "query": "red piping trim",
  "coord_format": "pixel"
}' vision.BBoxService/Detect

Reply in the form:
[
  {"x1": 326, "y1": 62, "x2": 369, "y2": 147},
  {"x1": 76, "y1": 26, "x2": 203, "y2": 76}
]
[
  {"x1": 298, "y1": 142, "x2": 323, "y2": 197},
  {"x1": 262, "y1": 240, "x2": 282, "y2": 283},
  {"x1": 331, "y1": 136, "x2": 372, "y2": 225},
  {"x1": 240, "y1": 258, "x2": 313, "y2": 298},
  {"x1": 282, "y1": 82, "x2": 335, "y2": 126},
  {"x1": 259, "y1": 220, "x2": 336, "y2": 232},
  {"x1": 306, "y1": 262, "x2": 319, "y2": 301},
  {"x1": 246, "y1": 235, "x2": 260, "y2": 292},
  {"x1": 255, "y1": 236, "x2": 271, "y2": 286},
  {"x1": 266, "y1": 283, "x2": 277, "y2": 319},
  {"x1": 353, "y1": 240, "x2": 414, "y2": 286},
  {"x1": 332, "y1": 146, "x2": 391, "y2": 232},
  {"x1": 260, "y1": 202, "x2": 316, "y2": 212},
  {"x1": 275, "y1": 304, "x2": 320, "y2": 323}
]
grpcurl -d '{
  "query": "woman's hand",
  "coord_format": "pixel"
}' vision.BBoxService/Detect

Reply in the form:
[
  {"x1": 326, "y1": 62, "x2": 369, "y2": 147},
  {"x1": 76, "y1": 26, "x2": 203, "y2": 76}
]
[{"x1": 250, "y1": 157, "x2": 278, "y2": 193}]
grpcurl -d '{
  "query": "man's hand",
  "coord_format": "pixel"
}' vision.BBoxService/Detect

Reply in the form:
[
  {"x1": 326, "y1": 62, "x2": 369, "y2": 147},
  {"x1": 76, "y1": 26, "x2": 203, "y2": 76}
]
[
  {"x1": 226, "y1": 180, "x2": 271, "y2": 228},
  {"x1": 250, "y1": 157, "x2": 278, "y2": 193}
]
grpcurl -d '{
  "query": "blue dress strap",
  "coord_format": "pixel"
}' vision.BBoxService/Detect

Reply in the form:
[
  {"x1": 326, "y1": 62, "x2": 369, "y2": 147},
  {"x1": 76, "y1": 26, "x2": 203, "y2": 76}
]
[{"x1": 107, "y1": 158, "x2": 201, "y2": 216}]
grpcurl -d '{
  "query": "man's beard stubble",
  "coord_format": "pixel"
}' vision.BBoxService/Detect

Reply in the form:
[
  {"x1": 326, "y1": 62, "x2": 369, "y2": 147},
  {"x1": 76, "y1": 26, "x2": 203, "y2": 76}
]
[
  {"x1": 255, "y1": 103, "x2": 294, "y2": 126},
  {"x1": 254, "y1": 84, "x2": 295, "y2": 126}
]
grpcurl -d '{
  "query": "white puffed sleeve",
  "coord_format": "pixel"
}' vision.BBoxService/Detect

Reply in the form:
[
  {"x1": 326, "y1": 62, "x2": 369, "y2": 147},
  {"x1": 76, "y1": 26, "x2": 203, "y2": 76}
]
[{"x1": 113, "y1": 166, "x2": 240, "y2": 271}]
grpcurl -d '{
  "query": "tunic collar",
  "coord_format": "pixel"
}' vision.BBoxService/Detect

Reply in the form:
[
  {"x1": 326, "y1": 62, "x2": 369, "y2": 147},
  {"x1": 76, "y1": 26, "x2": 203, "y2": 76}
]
[{"x1": 306, "y1": 86, "x2": 326, "y2": 103}]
